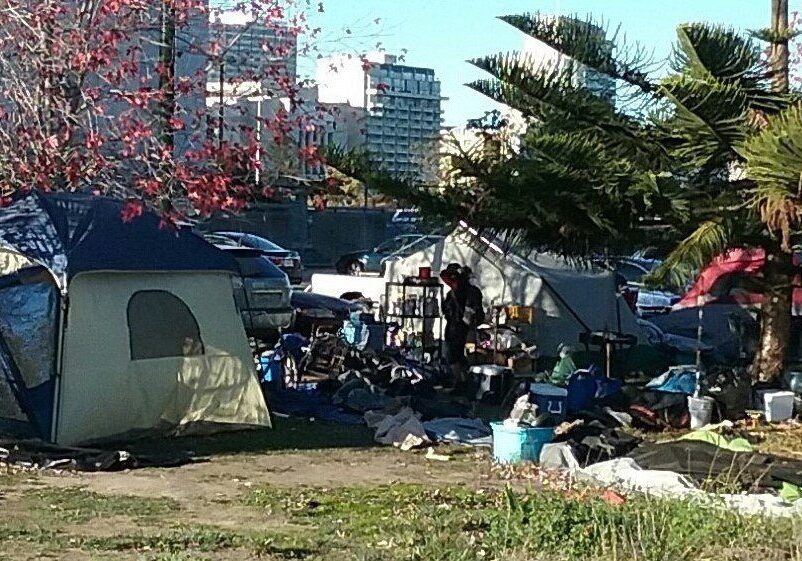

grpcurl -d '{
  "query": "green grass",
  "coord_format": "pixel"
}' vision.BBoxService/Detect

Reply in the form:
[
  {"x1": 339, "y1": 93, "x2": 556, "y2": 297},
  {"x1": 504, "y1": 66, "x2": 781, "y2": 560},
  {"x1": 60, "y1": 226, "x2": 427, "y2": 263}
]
[
  {"x1": 3, "y1": 480, "x2": 800, "y2": 560},
  {"x1": 82, "y1": 524, "x2": 325, "y2": 559},
  {"x1": 26, "y1": 486, "x2": 179, "y2": 523},
  {"x1": 245, "y1": 484, "x2": 802, "y2": 561}
]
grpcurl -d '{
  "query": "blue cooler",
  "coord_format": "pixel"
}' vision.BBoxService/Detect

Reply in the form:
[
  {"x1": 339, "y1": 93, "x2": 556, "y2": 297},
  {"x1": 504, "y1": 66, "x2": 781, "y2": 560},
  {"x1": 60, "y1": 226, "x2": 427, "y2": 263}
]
[
  {"x1": 529, "y1": 383, "x2": 568, "y2": 422},
  {"x1": 491, "y1": 422, "x2": 554, "y2": 464}
]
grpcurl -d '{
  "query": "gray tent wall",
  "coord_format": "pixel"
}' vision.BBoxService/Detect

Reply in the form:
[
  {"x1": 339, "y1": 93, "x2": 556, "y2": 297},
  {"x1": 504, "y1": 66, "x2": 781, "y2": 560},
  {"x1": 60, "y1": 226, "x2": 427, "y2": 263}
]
[{"x1": 384, "y1": 226, "x2": 644, "y2": 356}]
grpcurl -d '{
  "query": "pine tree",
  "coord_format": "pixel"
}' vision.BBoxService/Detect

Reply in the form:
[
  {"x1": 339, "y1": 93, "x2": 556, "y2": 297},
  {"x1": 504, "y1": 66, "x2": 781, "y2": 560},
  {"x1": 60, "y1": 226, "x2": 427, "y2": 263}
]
[{"x1": 329, "y1": 3, "x2": 801, "y2": 382}]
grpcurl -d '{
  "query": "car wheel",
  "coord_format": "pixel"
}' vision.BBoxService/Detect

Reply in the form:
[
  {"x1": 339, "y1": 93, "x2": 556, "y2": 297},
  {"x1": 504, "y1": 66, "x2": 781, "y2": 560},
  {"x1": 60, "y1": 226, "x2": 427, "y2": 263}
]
[{"x1": 346, "y1": 261, "x2": 364, "y2": 276}]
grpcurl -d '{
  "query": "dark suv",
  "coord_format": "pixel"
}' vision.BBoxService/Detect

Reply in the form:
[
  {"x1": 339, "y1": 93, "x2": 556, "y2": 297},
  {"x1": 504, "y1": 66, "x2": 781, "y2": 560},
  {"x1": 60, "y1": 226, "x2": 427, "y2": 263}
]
[{"x1": 218, "y1": 246, "x2": 293, "y2": 338}]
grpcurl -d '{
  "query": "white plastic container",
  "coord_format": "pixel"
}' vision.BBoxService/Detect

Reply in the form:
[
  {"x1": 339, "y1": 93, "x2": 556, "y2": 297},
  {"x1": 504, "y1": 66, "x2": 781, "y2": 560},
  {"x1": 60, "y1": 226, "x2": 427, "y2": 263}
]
[
  {"x1": 764, "y1": 391, "x2": 796, "y2": 423},
  {"x1": 687, "y1": 396, "x2": 715, "y2": 429}
]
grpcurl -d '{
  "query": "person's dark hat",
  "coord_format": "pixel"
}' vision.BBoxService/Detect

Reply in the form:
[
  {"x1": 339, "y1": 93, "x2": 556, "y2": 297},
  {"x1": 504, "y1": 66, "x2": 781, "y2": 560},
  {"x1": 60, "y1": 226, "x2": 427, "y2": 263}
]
[{"x1": 442, "y1": 263, "x2": 462, "y2": 275}]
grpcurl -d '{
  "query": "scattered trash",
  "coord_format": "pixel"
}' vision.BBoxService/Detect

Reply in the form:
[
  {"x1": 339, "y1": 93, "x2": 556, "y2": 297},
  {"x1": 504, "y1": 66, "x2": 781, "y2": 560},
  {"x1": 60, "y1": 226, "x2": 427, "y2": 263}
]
[
  {"x1": 424, "y1": 447, "x2": 451, "y2": 461},
  {"x1": 600, "y1": 489, "x2": 627, "y2": 506}
]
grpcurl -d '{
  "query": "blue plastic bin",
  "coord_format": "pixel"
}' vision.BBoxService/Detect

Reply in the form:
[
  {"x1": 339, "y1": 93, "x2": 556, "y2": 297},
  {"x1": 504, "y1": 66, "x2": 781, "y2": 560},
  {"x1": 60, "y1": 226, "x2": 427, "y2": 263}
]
[
  {"x1": 259, "y1": 356, "x2": 281, "y2": 384},
  {"x1": 529, "y1": 383, "x2": 568, "y2": 422},
  {"x1": 490, "y1": 422, "x2": 555, "y2": 464}
]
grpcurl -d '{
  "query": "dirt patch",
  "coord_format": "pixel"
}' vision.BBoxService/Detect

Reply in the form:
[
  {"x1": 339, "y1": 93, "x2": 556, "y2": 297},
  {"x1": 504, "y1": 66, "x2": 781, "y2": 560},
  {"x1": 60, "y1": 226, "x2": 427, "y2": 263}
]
[{"x1": 41, "y1": 446, "x2": 491, "y2": 505}]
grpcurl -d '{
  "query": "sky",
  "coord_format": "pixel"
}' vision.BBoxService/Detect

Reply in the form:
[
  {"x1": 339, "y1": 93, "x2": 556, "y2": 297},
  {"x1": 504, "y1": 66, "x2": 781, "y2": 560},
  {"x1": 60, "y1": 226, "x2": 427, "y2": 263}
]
[{"x1": 303, "y1": 0, "x2": 801, "y2": 126}]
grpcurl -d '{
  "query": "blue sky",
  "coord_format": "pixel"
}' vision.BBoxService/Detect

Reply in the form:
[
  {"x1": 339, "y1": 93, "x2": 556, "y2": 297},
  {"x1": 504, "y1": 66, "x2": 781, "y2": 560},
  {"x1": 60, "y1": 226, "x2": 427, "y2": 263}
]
[{"x1": 305, "y1": 0, "x2": 801, "y2": 126}]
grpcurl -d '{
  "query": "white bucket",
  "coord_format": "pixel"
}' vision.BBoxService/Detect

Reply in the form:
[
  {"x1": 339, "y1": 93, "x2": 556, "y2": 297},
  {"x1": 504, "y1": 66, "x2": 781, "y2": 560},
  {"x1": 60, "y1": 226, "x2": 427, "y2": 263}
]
[
  {"x1": 764, "y1": 391, "x2": 796, "y2": 423},
  {"x1": 687, "y1": 396, "x2": 715, "y2": 429}
]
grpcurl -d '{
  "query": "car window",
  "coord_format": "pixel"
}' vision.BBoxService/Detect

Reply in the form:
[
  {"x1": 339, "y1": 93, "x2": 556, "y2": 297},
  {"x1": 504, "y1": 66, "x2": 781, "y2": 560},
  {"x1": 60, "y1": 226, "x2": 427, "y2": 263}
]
[
  {"x1": 241, "y1": 234, "x2": 283, "y2": 252},
  {"x1": 615, "y1": 263, "x2": 648, "y2": 284},
  {"x1": 375, "y1": 237, "x2": 406, "y2": 253},
  {"x1": 214, "y1": 232, "x2": 244, "y2": 244},
  {"x1": 203, "y1": 234, "x2": 235, "y2": 246},
  {"x1": 402, "y1": 236, "x2": 437, "y2": 254},
  {"x1": 221, "y1": 248, "x2": 286, "y2": 278}
]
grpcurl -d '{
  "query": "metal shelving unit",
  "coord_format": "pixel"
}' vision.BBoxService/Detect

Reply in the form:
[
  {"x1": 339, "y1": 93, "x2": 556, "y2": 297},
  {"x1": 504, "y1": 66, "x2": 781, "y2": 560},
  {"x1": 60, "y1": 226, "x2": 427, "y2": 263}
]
[{"x1": 383, "y1": 280, "x2": 444, "y2": 360}]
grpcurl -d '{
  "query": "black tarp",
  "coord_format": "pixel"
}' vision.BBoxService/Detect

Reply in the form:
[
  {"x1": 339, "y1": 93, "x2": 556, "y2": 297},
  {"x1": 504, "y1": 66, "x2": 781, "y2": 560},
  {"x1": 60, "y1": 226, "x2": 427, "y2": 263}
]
[{"x1": 627, "y1": 440, "x2": 802, "y2": 491}]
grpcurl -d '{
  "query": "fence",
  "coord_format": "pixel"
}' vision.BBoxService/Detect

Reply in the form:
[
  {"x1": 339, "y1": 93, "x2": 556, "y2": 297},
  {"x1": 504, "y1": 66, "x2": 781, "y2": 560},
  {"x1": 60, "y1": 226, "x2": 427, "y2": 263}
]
[{"x1": 201, "y1": 203, "x2": 409, "y2": 267}]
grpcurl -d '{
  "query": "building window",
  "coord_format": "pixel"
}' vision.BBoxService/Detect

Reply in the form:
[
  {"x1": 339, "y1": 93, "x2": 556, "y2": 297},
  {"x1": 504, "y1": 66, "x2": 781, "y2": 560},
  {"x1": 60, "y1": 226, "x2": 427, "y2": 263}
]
[{"x1": 127, "y1": 291, "x2": 204, "y2": 360}]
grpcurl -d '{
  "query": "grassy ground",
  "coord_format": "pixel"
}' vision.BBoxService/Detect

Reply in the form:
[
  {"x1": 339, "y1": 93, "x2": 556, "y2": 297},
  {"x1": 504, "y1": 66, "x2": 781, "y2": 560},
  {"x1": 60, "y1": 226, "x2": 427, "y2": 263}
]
[
  {"x1": 2, "y1": 477, "x2": 800, "y2": 560},
  {"x1": 2, "y1": 418, "x2": 802, "y2": 561}
]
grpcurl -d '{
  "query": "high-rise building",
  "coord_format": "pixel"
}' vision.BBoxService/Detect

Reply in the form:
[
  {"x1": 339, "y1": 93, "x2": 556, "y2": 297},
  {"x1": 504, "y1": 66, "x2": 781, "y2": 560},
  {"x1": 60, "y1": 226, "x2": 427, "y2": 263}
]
[
  {"x1": 520, "y1": 16, "x2": 615, "y2": 103},
  {"x1": 316, "y1": 52, "x2": 444, "y2": 181},
  {"x1": 208, "y1": 11, "x2": 297, "y2": 93},
  {"x1": 207, "y1": 84, "x2": 364, "y2": 182}
]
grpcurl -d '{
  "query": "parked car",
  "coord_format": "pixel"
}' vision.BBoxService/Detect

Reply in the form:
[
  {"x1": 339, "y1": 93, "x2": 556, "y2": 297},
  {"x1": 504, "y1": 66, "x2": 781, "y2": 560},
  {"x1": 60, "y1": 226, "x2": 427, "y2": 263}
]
[
  {"x1": 205, "y1": 231, "x2": 303, "y2": 284},
  {"x1": 391, "y1": 208, "x2": 422, "y2": 225},
  {"x1": 335, "y1": 234, "x2": 444, "y2": 275},
  {"x1": 216, "y1": 245, "x2": 293, "y2": 339},
  {"x1": 598, "y1": 256, "x2": 680, "y2": 315}
]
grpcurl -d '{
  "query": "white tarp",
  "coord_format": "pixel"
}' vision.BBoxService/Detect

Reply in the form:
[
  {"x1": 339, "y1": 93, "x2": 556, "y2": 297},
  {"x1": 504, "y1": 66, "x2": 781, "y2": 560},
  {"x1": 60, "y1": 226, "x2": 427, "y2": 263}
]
[
  {"x1": 384, "y1": 227, "x2": 644, "y2": 356},
  {"x1": 578, "y1": 458, "x2": 802, "y2": 518},
  {"x1": 309, "y1": 274, "x2": 386, "y2": 304}
]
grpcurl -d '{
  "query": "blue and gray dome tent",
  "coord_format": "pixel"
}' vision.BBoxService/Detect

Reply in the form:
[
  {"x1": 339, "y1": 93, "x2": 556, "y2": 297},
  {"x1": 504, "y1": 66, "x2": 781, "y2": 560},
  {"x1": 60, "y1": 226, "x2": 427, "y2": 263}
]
[{"x1": 0, "y1": 192, "x2": 270, "y2": 445}]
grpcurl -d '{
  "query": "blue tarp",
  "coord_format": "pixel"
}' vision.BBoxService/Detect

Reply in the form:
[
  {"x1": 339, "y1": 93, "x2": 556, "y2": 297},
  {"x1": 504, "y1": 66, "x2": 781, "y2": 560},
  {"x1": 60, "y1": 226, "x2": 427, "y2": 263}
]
[
  {"x1": 646, "y1": 365, "x2": 700, "y2": 395},
  {"x1": 265, "y1": 387, "x2": 364, "y2": 425},
  {"x1": 0, "y1": 191, "x2": 238, "y2": 290},
  {"x1": 290, "y1": 292, "x2": 362, "y2": 316}
]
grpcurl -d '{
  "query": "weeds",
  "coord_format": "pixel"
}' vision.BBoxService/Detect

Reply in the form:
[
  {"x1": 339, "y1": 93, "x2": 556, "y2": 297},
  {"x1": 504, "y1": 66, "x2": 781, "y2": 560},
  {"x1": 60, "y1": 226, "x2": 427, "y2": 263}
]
[
  {"x1": 81, "y1": 524, "x2": 238, "y2": 552},
  {"x1": 26, "y1": 486, "x2": 179, "y2": 523},
  {"x1": 247, "y1": 483, "x2": 802, "y2": 561}
]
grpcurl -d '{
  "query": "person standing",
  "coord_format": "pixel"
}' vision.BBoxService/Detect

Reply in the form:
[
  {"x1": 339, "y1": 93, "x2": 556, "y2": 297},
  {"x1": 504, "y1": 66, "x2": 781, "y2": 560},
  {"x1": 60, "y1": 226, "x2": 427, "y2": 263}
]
[
  {"x1": 442, "y1": 263, "x2": 468, "y2": 388},
  {"x1": 461, "y1": 267, "x2": 485, "y2": 332},
  {"x1": 442, "y1": 264, "x2": 485, "y2": 390}
]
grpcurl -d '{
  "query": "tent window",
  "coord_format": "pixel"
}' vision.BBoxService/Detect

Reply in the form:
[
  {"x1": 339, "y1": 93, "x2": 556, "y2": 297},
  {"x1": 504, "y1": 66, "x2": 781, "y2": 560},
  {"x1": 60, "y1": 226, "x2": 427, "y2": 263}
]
[{"x1": 127, "y1": 291, "x2": 204, "y2": 360}]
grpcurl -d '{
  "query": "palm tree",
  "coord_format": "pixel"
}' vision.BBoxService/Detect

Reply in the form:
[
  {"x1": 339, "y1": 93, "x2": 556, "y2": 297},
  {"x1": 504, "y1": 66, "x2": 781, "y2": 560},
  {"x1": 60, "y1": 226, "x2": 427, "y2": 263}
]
[{"x1": 329, "y1": 3, "x2": 800, "y2": 382}]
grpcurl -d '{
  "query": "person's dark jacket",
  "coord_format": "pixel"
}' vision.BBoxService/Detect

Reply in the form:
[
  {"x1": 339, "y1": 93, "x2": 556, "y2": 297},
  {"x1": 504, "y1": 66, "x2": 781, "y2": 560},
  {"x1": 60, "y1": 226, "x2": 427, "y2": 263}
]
[
  {"x1": 465, "y1": 283, "x2": 485, "y2": 326},
  {"x1": 444, "y1": 282, "x2": 484, "y2": 341},
  {"x1": 443, "y1": 284, "x2": 468, "y2": 341}
]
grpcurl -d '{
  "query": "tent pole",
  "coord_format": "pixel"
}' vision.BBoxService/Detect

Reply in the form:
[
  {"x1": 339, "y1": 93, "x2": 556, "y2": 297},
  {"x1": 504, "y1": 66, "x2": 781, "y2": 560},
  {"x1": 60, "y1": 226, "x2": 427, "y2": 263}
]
[
  {"x1": 695, "y1": 296, "x2": 704, "y2": 370},
  {"x1": 51, "y1": 294, "x2": 67, "y2": 443}
]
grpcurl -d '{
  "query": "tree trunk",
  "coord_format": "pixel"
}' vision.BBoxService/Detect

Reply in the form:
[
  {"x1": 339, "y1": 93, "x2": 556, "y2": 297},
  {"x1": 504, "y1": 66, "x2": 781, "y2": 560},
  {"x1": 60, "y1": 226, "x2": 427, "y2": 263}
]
[
  {"x1": 158, "y1": 0, "x2": 176, "y2": 152},
  {"x1": 770, "y1": 0, "x2": 790, "y2": 93},
  {"x1": 752, "y1": 248, "x2": 793, "y2": 382},
  {"x1": 751, "y1": 0, "x2": 794, "y2": 383}
]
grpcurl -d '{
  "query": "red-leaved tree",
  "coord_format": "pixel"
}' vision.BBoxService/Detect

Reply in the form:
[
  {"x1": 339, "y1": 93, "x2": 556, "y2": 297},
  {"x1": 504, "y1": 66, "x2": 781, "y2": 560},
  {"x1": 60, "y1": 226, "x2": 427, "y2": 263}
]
[{"x1": 0, "y1": 0, "x2": 332, "y2": 222}]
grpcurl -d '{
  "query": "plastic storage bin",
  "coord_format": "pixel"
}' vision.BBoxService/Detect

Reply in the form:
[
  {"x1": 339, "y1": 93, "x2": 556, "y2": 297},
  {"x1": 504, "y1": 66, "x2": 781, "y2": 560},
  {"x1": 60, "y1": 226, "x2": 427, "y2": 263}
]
[
  {"x1": 764, "y1": 391, "x2": 795, "y2": 423},
  {"x1": 529, "y1": 383, "x2": 568, "y2": 422},
  {"x1": 687, "y1": 396, "x2": 715, "y2": 429},
  {"x1": 490, "y1": 422, "x2": 554, "y2": 464}
]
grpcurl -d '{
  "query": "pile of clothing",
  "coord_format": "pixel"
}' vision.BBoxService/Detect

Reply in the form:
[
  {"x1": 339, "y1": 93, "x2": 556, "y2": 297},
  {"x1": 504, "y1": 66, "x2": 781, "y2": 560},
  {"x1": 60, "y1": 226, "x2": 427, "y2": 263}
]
[{"x1": 627, "y1": 365, "x2": 751, "y2": 429}]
